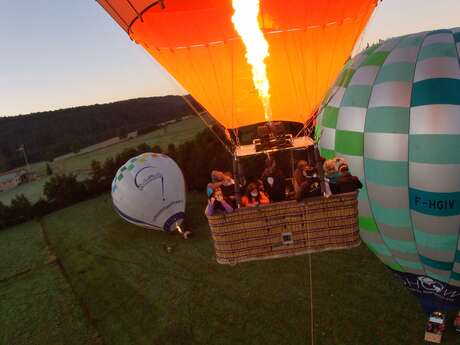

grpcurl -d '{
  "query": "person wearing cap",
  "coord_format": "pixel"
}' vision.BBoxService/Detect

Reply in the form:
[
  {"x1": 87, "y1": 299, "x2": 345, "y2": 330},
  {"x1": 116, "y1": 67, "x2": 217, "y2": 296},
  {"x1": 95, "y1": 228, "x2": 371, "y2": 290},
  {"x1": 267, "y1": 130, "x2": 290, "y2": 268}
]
[
  {"x1": 261, "y1": 157, "x2": 286, "y2": 202},
  {"x1": 335, "y1": 163, "x2": 362, "y2": 194},
  {"x1": 293, "y1": 160, "x2": 308, "y2": 193},
  {"x1": 295, "y1": 165, "x2": 322, "y2": 201},
  {"x1": 205, "y1": 186, "x2": 233, "y2": 216}
]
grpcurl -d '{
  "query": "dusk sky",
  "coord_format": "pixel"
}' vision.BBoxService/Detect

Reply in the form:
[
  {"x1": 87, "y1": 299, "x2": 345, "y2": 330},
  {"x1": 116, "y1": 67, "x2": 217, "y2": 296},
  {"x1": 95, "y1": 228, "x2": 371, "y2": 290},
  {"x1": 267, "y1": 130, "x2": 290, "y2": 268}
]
[{"x1": 0, "y1": 0, "x2": 458, "y2": 117}]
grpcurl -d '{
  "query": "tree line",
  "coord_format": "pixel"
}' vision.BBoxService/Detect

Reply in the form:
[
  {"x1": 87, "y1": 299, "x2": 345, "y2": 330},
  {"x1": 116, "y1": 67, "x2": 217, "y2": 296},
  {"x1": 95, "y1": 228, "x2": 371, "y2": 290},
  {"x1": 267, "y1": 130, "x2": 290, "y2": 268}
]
[
  {"x1": 0, "y1": 95, "x2": 201, "y2": 169},
  {"x1": 0, "y1": 126, "x2": 232, "y2": 230}
]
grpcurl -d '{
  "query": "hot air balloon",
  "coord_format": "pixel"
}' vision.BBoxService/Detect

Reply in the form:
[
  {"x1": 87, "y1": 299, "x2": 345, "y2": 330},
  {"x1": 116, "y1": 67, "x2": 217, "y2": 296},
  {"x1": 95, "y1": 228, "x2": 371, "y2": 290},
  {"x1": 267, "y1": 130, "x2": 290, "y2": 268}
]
[
  {"x1": 317, "y1": 28, "x2": 460, "y2": 313},
  {"x1": 98, "y1": 0, "x2": 379, "y2": 263},
  {"x1": 111, "y1": 153, "x2": 190, "y2": 238}
]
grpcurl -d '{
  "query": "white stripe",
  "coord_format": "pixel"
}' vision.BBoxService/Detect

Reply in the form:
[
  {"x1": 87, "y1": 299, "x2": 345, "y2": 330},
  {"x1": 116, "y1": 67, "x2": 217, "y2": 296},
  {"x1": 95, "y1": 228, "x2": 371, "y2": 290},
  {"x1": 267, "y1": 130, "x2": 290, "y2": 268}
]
[
  {"x1": 409, "y1": 162, "x2": 460, "y2": 193},
  {"x1": 452, "y1": 27, "x2": 460, "y2": 34},
  {"x1": 414, "y1": 57, "x2": 460, "y2": 82},
  {"x1": 349, "y1": 66, "x2": 379, "y2": 86},
  {"x1": 384, "y1": 47, "x2": 419, "y2": 64},
  {"x1": 411, "y1": 211, "x2": 460, "y2": 236},
  {"x1": 368, "y1": 82, "x2": 412, "y2": 108},
  {"x1": 367, "y1": 183, "x2": 409, "y2": 209},
  {"x1": 351, "y1": 53, "x2": 366, "y2": 69},
  {"x1": 364, "y1": 133, "x2": 408, "y2": 161},
  {"x1": 336, "y1": 107, "x2": 367, "y2": 132},
  {"x1": 328, "y1": 87, "x2": 346, "y2": 108},
  {"x1": 319, "y1": 127, "x2": 336, "y2": 150},
  {"x1": 410, "y1": 105, "x2": 460, "y2": 135},
  {"x1": 338, "y1": 154, "x2": 364, "y2": 179},
  {"x1": 423, "y1": 33, "x2": 454, "y2": 46}
]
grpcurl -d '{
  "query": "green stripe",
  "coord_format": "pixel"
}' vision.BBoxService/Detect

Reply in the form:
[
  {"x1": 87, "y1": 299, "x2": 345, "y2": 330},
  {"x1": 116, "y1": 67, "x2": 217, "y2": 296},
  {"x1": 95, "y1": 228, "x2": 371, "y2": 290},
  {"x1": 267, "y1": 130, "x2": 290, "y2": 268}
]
[
  {"x1": 381, "y1": 235, "x2": 418, "y2": 253},
  {"x1": 364, "y1": 159, "x2": 408, "y2": 187},
  {"x1": 409, "y1": 134, "x2": 460, "y2": 164},
  {"x1": 335, "y1": 130, "x2": 363, "y2": 156},
  {"x1": 375, "y1": 62, "x2": 415, "y2": 84},
  {"x1": 340, "y1": 85, "x2": 372, "y2": 108},
  {"x1": 397, "y1": 258, "x2": 423, "y2": 270},
  {"x1": 337, "y1": 69, "x2": 355, "y2": 87},
  {"x1": 362, "y1": 51, "x2": 390, "y2": 66},
  {"x1": 359, "y1": 215, "x2": 378, "y2": 232},
  {"x1": 451, "y1": 271, "x2": 460, "y2": 280},
  {"x1": 365, "y1": 107, "x2": 409, "y2": 133},
  {"x1": 418, "y1": 43, "x2": 457, "y2": 60},
  {"x1": 411, "y1": 78, "x2": 460, "y2": 106},
  {"x1": 372, "y1": 202, "x2": 411, "y2": 228},
  {"x1": 318, "y1": 147, "x2": 335, "y2": 160},
  {"x1": 386, "y1": 261, "x2": 404, "y2": 272},
  {"x1": 454, "y1": 32, "x2": 460, "y2": 43},
  {"x1": 321, "y1": 106, "x2": 339, "y2": 128},
  {"x1": 397, "y1": 35, "x2": 424, "y2": 48},
  {"x1": 420, "y1": 255, "x2": 453, "y2": 271},
  {"x1": 414, "y1": 228, "x2": 458, "y2": 252}
]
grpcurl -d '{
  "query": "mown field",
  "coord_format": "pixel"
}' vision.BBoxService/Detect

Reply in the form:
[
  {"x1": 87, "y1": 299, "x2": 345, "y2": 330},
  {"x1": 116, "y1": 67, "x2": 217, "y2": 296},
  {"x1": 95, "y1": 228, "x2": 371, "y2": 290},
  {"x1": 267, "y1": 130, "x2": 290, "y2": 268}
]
[
  {"x1": 0, "y1": 117, "x2": 205, "y2": 205},
  {"x1": 3, "y1": 191, "x2": 459, "y2": 345}
]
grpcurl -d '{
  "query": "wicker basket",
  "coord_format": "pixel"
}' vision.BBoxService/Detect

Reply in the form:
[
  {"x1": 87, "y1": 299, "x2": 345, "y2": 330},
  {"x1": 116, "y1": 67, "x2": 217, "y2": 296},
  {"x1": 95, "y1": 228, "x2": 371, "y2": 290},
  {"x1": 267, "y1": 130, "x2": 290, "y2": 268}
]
[{"x1": 207, "y1": 192, "x2": 360, "y2": 264}]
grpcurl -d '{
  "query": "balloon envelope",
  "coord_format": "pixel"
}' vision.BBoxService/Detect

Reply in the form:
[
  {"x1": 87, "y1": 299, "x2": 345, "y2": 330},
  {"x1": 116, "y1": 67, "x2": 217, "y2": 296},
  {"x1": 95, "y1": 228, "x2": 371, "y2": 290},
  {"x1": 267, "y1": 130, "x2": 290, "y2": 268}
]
[
  {"x1": 97, "y1": 0, "x2": 377, "y2": 129},
  {"x1": 317, "y1": 28, "x2": 460, "y2": 312},
  {"x1": 111, "y1": 153, "x2": 186, "y2": 231}
]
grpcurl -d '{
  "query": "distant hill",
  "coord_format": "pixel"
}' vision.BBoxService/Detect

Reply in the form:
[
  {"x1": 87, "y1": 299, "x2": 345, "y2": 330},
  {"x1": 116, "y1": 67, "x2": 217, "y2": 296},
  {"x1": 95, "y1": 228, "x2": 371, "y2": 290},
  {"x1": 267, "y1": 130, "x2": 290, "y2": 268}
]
[{"x1": 0, "y1": 96, "x2": 200, "y2": 169}]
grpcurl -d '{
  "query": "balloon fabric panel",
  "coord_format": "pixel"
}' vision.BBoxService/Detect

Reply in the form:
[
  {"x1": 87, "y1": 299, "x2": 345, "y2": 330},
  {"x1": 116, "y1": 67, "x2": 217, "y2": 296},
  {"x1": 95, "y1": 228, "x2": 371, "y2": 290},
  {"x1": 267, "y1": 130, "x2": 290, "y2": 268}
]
[{"x1": 97, "y1": 0, "x2": 377, "y2": 129}]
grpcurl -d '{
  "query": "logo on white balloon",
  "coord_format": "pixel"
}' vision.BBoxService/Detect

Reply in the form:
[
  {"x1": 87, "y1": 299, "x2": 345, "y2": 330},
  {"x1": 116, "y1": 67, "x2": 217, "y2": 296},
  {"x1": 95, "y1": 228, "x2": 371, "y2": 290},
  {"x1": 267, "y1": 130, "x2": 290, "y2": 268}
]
[
  {"x1": 134, "y1": 166, "x2": 164, "y2": 192},
  {"x1": 418, "y1": 276, "x2": 444, "y2": 293}
]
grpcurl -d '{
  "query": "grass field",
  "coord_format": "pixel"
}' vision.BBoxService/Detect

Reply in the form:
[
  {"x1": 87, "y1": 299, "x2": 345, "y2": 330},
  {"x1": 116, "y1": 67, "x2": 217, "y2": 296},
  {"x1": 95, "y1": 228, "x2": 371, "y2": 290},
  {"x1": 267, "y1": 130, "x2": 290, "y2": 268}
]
[
  {"x1": 3, "y1": 192, "x2": 460, "y2": 345},
  {"x1": 0, "y1": 117, "x2": 205, "y2": 206}
]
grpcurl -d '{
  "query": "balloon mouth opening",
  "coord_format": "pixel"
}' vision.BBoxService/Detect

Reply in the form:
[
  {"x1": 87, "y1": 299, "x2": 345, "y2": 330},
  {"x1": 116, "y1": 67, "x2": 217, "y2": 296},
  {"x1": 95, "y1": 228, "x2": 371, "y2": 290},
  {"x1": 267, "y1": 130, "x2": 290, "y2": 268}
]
[{"x1": 164, "y1": 212, "x2": 185, "y2": 232}]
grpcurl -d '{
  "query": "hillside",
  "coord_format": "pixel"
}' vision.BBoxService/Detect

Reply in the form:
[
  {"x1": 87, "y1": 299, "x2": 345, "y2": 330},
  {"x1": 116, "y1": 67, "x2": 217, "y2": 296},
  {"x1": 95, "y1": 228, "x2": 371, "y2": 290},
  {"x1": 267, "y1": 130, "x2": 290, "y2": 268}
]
[{"x1": 0, "y1": 95, "x2": 200, "y2": 169}]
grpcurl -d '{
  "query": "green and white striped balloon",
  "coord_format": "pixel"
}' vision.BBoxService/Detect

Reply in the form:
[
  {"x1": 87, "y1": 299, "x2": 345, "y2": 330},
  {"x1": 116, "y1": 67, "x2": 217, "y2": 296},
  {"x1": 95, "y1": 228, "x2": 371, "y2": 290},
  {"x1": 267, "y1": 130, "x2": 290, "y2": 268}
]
[{"x1": 317, "y1": 28, "x2": 460, "y2": 309}]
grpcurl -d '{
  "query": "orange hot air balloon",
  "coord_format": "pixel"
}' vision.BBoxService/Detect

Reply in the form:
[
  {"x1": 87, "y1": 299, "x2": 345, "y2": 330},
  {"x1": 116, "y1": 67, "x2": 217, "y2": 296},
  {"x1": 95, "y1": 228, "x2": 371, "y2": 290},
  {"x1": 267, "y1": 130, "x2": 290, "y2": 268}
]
[{"x1": 96, "y1": 0, "x2": 377, "y2": 130}]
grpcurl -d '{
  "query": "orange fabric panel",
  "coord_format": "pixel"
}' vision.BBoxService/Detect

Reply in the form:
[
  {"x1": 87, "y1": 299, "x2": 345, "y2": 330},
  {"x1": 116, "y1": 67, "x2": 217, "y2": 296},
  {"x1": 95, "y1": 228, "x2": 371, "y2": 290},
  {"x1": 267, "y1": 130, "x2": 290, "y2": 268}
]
[{"x1": 99, "y1": 0, "x2": 377, "y2": 129}]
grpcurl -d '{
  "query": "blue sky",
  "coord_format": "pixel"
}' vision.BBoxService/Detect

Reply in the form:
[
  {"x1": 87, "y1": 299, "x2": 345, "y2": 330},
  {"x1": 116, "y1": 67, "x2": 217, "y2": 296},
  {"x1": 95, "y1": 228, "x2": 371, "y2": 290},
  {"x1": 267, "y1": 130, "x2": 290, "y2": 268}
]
[{"x1": 0, "y1": 0, "x2": 458, "y2": 117}]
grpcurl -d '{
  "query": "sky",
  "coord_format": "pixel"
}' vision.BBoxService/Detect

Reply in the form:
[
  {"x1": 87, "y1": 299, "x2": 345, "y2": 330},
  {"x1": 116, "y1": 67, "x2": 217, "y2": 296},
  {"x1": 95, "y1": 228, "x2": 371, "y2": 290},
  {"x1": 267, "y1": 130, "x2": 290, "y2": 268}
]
[{"x1": 0, "y1": 0, "x2": 459, "y2": 117}]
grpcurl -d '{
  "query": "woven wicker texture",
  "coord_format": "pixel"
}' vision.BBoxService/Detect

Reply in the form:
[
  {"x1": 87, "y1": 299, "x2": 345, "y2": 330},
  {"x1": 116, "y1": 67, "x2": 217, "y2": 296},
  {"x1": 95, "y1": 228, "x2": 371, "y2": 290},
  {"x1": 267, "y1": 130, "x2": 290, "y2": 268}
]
[{"x1": 207, "y1": 192, "x2": 360, "y2": 264}]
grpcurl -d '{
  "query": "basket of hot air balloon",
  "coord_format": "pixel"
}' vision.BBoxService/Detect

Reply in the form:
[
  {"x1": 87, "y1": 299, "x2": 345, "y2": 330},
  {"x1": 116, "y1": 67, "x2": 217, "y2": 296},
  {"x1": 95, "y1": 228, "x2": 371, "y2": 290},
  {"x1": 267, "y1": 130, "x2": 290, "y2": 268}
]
[
  {"x1": 97, "y1": 0, "x2": 379, "y2": 261},
  {"x1": 208, "y1": 192, "x2": 360, "y2": 264}
]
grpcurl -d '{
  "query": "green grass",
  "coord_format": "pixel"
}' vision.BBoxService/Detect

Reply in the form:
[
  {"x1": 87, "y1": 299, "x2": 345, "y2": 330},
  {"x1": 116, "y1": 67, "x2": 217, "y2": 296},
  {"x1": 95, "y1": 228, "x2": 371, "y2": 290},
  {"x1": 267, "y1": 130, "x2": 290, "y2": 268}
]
[
  {"x1": 0, "y1": 193, "x2": 459, "y2": 345},
  {"x1": 51, "y1": 117, "x2": 205, "y2": 176},
  {"x1": 0, "y1": 221, "x2": 48, "y2": 280},
  {"x1": 0, "y1": 265, "x2": 100, "y2": 345},
  {"x1": 0, "y1": 177, "x2": 49, "y2": 205}
]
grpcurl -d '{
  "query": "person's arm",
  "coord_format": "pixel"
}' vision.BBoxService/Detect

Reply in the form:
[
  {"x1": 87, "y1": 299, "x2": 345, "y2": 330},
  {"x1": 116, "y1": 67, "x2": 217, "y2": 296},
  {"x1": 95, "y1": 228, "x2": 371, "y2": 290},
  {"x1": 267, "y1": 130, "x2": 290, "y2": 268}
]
[
  {"x1": 205, "y1": 203, "x2": 215, "y2": 216},
  {"x1": 296, "y1": 183, "x2": 305, "y2": 202},
  {"x1": 259, "y1": 191, "x2": 270, "y2": 204},
  {"x1": 354, "y1": 176, "x2": 363, "y2": 189},
  {"x1": 220, "y1": 200, "x2": 233, "y2": 213}
]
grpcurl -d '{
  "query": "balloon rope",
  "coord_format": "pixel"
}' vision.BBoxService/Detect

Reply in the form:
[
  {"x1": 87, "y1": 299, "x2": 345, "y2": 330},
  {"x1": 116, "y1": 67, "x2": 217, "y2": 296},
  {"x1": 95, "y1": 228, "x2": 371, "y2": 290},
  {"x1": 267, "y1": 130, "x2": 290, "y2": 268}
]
[
  {"x1": 179, "y1": 95, "x2": 234, "y2": 156},
  {"x1": 308, "y1": 252, "x2": 314, "y2": 345}
]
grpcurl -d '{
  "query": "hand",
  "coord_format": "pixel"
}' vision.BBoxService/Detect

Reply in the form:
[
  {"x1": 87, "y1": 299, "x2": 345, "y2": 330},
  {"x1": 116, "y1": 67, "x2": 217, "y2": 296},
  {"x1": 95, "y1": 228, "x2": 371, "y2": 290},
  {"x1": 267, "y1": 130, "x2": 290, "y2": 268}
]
[{"x1": 216, "y1": 194, "x2": 223, "y2": 202}]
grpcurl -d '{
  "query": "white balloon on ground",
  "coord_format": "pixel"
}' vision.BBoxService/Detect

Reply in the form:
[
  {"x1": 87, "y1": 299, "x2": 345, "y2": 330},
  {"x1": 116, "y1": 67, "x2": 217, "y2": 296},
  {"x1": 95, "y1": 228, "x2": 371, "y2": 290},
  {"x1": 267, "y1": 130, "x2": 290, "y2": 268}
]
[{"x1": 111, "y1": 153, "x2": 186, "y2": 232}]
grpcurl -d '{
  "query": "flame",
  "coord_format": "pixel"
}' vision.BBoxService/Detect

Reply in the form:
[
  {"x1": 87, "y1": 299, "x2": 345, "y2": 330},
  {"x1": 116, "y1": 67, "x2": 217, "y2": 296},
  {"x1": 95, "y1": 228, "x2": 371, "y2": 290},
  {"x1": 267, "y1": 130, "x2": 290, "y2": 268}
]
[{"x1": 232, "y1": 0, "x2": 272, "y2": 122}]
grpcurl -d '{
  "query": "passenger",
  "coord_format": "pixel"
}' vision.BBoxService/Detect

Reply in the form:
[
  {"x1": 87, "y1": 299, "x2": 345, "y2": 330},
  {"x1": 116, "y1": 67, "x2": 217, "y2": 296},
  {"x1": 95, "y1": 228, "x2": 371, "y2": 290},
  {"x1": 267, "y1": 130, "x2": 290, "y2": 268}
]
[
  {"x1": 296, "y1": 165, "x2": 322, "y2": 201},
  {"x1": 335, "y1": 163, "x2": 363, "y2": 194},
  {"x1": 205, "y1": 187, "x2": 233, "y2": 216},
  {"x1": 293, "y1": 160, "x2": 308, "y2": 193},
  {"x1": 241, "y1": 182, "x2": 270, "y2": 207},
  {"x1": 261, "y1": 157, "x2": 286, "y2": 202},
  {"x1": 221, "y1": 171, "x2": 237, "y2": 208},
  {"x1": 323, "y1": 159, "x2": 339, "y2": 195},
  {"x1": 206, "y1": 170, "x2": 225, "y2": 198}
]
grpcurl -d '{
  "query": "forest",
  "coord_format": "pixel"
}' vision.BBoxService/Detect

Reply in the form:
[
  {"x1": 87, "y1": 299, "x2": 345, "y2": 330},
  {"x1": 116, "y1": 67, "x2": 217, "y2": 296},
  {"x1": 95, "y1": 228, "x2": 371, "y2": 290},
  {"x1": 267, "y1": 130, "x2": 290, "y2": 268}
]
[{"x1": 0, "y1": 95, "x2": 199, "y2": 169}]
